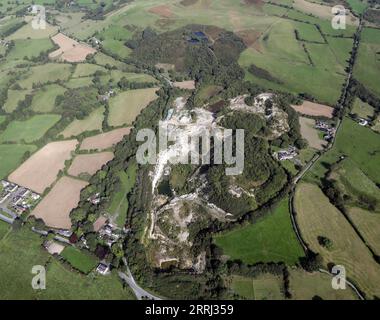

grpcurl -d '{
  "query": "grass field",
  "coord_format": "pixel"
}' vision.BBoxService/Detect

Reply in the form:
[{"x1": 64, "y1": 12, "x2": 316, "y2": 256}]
[
  {"x1": 289, "y1": 269, "x2": 357, "y2": 300},
  {"x1": 108, "y1": 161, "x2": 137, "y2": 227},
  {"x1": 214, "y1": 197, "x2": 304, "y2": 265},
  {"x1": 351, "y1": 98, "x2": 375, "y2": 119},
  {"x1": 94, "y1": 52, "x2": 128, "y2": 69},
  {"x1": 65, "y1": 77, "x2": 94, "y2": 89},
  {"x1": 6, "y1": 20, "x2": 58, "y2": 40},
  {"x1": 230, "y1": 274, "x2": 284, "y2": 300},
  {"x1": 102, "y1": 39, "x2": 132, "y2": 59},
  {"x1": 0, "y1": 225, "x2": 134, "y2": 299},
  {"x1": 295, "y1": 183, "x2": 380, "y2": 298},
  {"x1": 0, "y1": 144, "x2": 36, "y2": 179},
  {"x1": 60, "y1": 106, "x2": 104, "y2": 138},
  {"x1": 239, "y1": 19, "x2": 351, "y2": 105},
  {"x1": 18, "y1": 63, "x2": 72, "y2": 89},
  {"x1": 306, "y1": 117, "x2": 380, "y2": 185},
  {"x1": 61, "y1": 246, "x2": 98, "y2": 274},
  {"x1": 72, "y1": 63, "x2": 107, "y2": 78},
  {"x1": 346, "y1": 0, "x2": 369, "y2": 15},
  {"x1": 0, "y1": 115, "x2": 61, "y2": 143},
  {"x1": 354, "y1": 27, "x2": 380, "y2": 98},
  {"x1": 328, "y1": 158, "x2": 380, "y2": 212},
  {"x1": 347, "y1": 207, "x2": 380, "y2": 257},
  {"x1": 0, "y1": 116, "x2": 5, "y2": 125},
  {"x1": 3, "y1": 89, "x2": 30, "y2": 113},
  {"x1": 6, "y1": 39, "x2": 54, "y2": 60},
  {"x1": 31, "y1": 84, "x2": 67, "y2": 113},
  {"x1": 108, "y1": 88, "x2": 158, "y2": 126}
]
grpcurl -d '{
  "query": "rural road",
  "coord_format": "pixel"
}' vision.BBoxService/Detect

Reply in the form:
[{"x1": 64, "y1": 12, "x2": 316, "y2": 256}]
[{"x1": 119, "y1": 258, "x2": 162, "y2": 300}]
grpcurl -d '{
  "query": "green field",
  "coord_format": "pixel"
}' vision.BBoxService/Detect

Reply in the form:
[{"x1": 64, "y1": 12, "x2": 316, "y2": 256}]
[
  {"x1": 306, "y1": 118, "x2": 380, "y2": 185},
  {"x1": 18, "y1": 63, "x2": 72, "y2": 89},
  {"x1": 329, "y1": 158, "x2": 380, "y2": 212},
  {"x1": 289, "y1": 269, "x2": 357, "y2": 300},
  {"x1": 0, "y1": 115, "x2": 61, "y2": 143},
  {"x1": 230, "y1": 274, "x2": 284, "y2": 300},
  {"x1": 60, "y1": 106, "x2": 104, "y2": 138},
  {"x1": 0, "y1": 225, "x2": 134, "y2": 299},
  {"x1": 65, "y1": 77, "x2": 94, "y2": 89},
  {"x1": 0, "y1": 144, "x2": 37, "y2": 179},
  {"x1": 0, "y1": 116, "x2": 5, "y2": 125},
  {"x1": 72, "y1": 63, "x2": 107, "y2": 78},
  {"x1": 3, "y1": 89, "x2": 31, "y2": 113},
  {"x1": 6, "y1": 20, "x2": 58, "y2": 40},
  {"x1": 108, "y1": 88, "x2": 158, "y2": 126},
  {"x1": 6, "y1": 39, "x2": 54, "y2": 60},
  {"x1": 61, "y1": 246, "x2": 98, "y2": 274},
  {"x1": 351, "y1": 97, "x2": 375, "y2": 119},
  {"x1": 108, "y1": 162, "x2": 137, "y2": 227},
  {"x1": 295, "y1": 183, "x2": 380, "y2": 298},
  {"x1": 346, "y1": 0, "x2": 369, "y2": 15},
  {"x1": 354, "y1": 27, "x2": 380, "y2": 98},
  {"x1": 214, "y1": 197, "x2": 304, "y2": 265},
  {"x1": 347, "y1": 207, "x2": 380, "y2": 256},
  {"x1": 94, "y1": 52, "x2": 128, "y2": 69},
  {"x1": 31, "y1": 84, "x2": 67, "y2": 113},
  {"x1": 239, "y1": 19, "x2": 351, "y2": 105}
]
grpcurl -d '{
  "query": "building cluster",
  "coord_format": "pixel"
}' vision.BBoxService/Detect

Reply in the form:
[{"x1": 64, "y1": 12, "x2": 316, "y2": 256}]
[
  {"x1": 99, "y1": 223, "x2": 121, "y2": 247},
  {"x1": 274, "y1": 146, "x2": 298, "y2": 161},
  {"x1": 88, "y1": 193, "x2": 101, "y2": 205},
  {"x1": 98, "y1": 90, "x2": 115, "y2": 102},
  {"x1": 315, "y1": 120, "x2": 336, "y2": 141},
  {"x1": 0, "y1": 180, "x2": 40, "y2": 215}
]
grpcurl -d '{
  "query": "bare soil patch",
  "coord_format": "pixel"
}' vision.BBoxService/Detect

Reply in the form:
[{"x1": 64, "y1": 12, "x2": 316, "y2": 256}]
[
  {"x1": 8, "y1": 140, "x2": 78, "y2": 193},
  {"x1": 68, "y1": 152, "x2": 114, "y2": 177},
  {"x1": 31, "y1": 176, "x2": 88, "y2": 230},
  {"x1": 80, "y1": 128, "x2": 131, "y2": 151},
  {"x1": 173, "y1": 80, "x2": 196, "y2": 90},
  {"x1": 49, "y1": 33, "x2": 96, "y2": 62},
  {"x1": 299, "y1": 117, "x2": 327, "y2": 150},
  {"x1": 148, "y1": 5, "x2": 173, "y2": 18},
  {"x1": 291, "y1": 101, "x2": 334, "y2": 118}
]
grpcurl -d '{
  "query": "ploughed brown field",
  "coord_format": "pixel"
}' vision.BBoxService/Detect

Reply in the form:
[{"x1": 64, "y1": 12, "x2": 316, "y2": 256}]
[
  {"x1": 68, "y1": 152, "x2": 114, "y2": 177},
  {"x1": 49, "y1": 33, "x2": 96, "y2": 62},
  {"x1": 31, "y1": 176, "x2": 88, "y2": 230},
  {"x1": 8, "y1": 140, "x2": 78, "y2": 194},
  {"x1": 80, "y1": 128, "x2": 131, "y2": 151},
  {"x1": 291, "y1": 101, "x2": 334, "y2": 118}
]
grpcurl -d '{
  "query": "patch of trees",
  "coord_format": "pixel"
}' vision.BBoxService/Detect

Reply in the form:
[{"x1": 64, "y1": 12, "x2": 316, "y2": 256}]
[
  {"x1": 129, "y1": 24, "x2": 246, "y2": 86},
  {"x1": 0, "y1": 21, "x2": 26, "y2": 37},
  {"x1": 55, "y1": 87, "x2": 100, "y2": 119}
]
